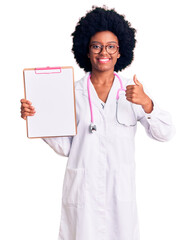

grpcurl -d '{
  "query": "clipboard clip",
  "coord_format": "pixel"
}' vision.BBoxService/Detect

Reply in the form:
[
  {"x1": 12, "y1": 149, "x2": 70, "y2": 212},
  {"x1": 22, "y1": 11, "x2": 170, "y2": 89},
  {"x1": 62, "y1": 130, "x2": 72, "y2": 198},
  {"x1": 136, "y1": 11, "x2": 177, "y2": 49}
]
[{"x1": 35, "y1": 66, "x2": 62, "y2": 74}]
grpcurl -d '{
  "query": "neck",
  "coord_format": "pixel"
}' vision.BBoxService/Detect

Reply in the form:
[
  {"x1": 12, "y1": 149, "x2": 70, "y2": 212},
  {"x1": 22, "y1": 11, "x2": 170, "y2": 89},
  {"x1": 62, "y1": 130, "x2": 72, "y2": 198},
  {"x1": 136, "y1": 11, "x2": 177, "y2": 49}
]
[{"x1": 90, "y1": 70, "x2": 115, "y2": 86}]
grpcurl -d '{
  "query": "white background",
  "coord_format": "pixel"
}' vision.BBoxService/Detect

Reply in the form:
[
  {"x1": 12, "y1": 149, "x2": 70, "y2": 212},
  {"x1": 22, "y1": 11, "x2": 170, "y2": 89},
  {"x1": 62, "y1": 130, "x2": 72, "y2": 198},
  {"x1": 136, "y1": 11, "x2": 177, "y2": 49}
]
[{"x1": 0, "y1": 0, "x2": 195, "y2": 239}]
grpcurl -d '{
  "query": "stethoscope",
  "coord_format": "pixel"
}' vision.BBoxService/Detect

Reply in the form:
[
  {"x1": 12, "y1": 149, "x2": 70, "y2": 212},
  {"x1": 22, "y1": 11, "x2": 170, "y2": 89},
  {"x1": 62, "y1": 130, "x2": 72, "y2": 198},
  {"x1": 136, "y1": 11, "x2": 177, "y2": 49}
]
[{"x1": 88, "y1": 72, "x2": 134, "y2": 133}]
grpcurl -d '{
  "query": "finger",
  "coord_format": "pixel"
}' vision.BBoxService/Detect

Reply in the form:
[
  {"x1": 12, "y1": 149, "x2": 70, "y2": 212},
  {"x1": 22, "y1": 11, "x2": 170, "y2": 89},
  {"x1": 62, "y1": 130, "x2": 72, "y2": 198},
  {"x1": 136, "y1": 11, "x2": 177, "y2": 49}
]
[
  {"x1": 21, "y1": 104, "x2": 36, "y2": 112},
  {"x1": 133, "y1": 74, "x2": 141, "y2": 86},
  {"x1": 126, "y1": 88, "x2": 136, "y2": 95},
  {"x1": 23, "y1": 107, "x2": 32, "y2": 113},
  {"x1": 21, "y1": 104, "x2": 35, "y2": 114},
  {"x1": 21, "y1": 112, "x2": 35, "y2": 119},
  {"x1": 126, "y1": 85, "x2": 136, "y2": 90},
  {"x1": 21, "y1": 115, "x2": 27, "y2": 120},
  {"x1": 21, "y1": 109, "x2": 36, "y2": 114},
  {"x1": 20, "y1": 99, "x2": 32, "y2": 105},
  {"x1": 22, "y1": 103, "x2": 35, "y2": 110},
  {"x1": 21, "y1": 113, "x2": 27, "y2": 120},
  {"x1": 126, "y1": 92, "x2": 138, "y2": 101},
  {"x1": 126, "y1": 93, "x2": 137, "y2": 100},
  {"x1": 21, "y1": 100, "x2": 34, "y2": 113},
  {"x1": 126, "y1": 96, "x2": 133, "y2": 102},
  {"x1": 21, "y1": 103, "x2": 30, "y2": 109},
  {"x1": 126, "y1": 87, "x2": 137, "y2": 95}
]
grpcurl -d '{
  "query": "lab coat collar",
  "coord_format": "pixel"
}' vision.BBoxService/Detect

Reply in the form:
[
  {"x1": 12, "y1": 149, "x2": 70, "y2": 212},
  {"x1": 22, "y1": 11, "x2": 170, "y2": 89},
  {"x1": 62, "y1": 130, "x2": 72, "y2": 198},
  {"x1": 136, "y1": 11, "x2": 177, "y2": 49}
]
[{"x1": 80, "y1": 72, "x2": 121, "y2": 112}]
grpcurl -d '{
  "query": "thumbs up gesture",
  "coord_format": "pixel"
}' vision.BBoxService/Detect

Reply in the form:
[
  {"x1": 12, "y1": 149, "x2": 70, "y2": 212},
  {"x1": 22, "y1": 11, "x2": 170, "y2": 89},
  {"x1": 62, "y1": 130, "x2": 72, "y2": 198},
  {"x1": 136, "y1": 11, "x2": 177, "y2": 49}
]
[{"x1": 125, "y1": 75, "x2": 153, "y2": 113}]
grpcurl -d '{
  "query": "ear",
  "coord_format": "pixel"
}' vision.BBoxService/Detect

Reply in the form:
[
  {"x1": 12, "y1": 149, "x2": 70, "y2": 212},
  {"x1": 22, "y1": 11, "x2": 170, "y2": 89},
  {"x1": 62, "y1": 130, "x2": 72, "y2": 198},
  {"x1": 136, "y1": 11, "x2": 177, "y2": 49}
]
[{"x1": 117, "y1": 52, "x2": 120, "y2": 59}]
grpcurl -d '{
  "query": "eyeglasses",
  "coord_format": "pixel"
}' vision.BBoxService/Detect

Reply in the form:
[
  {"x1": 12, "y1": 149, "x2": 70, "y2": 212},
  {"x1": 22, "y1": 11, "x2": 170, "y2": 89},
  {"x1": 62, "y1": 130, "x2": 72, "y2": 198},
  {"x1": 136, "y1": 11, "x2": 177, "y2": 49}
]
[{"x1": 89, "y1": 43, "x2": 119, "y2": 54}]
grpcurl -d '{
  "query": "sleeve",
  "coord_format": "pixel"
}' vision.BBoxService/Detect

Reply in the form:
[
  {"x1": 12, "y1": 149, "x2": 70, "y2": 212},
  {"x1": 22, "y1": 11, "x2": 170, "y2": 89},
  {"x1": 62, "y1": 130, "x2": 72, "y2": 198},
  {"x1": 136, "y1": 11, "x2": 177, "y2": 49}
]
[
  {"x1": 42, "y1": 136, "x2": 73, "y2": 157},
  {"x1": 134, "y1": 101, "x2": 175, "y2": 142}
]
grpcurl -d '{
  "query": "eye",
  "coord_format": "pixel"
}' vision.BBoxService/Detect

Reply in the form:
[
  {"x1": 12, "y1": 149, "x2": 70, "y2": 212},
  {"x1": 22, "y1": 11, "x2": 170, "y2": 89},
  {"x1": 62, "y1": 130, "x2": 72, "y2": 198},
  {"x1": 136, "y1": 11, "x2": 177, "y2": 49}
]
[
  {"x1": 92, "y1": 44, "x2": 101, "y2": 49},
  {"x1": 107, "y1": 45, "x2": 115, "y2": 49}
]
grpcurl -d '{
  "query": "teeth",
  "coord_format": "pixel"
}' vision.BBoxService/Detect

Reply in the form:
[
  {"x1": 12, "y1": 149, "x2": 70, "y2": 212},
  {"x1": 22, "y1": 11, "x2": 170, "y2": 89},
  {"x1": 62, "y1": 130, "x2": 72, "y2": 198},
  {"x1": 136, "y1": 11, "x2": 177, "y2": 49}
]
[{"x1": 98, "y1": 58, "x2": 110, "y2": 62}]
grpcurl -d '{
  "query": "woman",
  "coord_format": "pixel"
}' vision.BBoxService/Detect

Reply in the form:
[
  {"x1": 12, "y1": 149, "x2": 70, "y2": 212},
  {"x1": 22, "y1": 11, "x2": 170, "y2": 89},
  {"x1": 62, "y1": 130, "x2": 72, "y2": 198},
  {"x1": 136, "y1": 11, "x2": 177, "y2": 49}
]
[{"x1": 21, "y1": 6, "x2": 175, "y2": 240}]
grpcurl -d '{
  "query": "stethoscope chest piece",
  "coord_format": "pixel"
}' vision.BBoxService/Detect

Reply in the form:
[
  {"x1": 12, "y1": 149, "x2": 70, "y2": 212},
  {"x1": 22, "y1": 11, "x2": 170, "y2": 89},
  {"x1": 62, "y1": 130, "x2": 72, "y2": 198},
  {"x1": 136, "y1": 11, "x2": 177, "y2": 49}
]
[{"x1": 89, "y1": 123, "x2": 97, "y2": 133}]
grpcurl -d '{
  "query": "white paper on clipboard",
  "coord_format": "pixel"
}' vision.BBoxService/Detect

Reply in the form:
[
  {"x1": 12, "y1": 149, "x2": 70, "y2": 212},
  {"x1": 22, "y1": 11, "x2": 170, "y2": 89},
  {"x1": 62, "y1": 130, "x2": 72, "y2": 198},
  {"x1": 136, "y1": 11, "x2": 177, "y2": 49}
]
[{"x1": 23, "y1": 66, "x2": 77, "y2": 138}]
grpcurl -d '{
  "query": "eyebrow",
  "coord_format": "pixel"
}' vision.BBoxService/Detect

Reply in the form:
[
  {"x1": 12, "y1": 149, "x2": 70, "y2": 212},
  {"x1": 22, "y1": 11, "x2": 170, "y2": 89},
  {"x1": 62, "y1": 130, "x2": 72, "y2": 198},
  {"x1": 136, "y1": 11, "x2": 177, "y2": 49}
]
[{"x1": 90, "y1": 41, "x2": 118, "y2": 44}]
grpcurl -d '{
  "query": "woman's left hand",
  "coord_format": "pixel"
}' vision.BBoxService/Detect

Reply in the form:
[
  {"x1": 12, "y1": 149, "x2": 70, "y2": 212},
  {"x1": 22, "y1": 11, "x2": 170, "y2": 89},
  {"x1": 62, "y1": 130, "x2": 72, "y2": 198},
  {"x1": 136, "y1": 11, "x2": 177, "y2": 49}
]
[{"x1": 125, "y1": 75, "x2": 153, "y2": 113}]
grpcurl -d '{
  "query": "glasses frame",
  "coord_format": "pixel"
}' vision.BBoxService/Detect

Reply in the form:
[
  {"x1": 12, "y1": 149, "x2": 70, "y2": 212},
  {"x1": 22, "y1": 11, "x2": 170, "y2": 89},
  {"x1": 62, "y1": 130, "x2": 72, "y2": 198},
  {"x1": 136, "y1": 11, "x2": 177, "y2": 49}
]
[{"x1": 89, "y1": 43, "x2": 119, "y2": 55}]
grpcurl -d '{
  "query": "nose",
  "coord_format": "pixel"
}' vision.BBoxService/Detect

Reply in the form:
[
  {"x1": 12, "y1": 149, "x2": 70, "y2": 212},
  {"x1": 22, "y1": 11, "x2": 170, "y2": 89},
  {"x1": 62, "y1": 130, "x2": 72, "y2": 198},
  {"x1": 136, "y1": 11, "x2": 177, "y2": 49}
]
[{"x1": 100, "y1": 46, "x2": 108, "y2": 55}]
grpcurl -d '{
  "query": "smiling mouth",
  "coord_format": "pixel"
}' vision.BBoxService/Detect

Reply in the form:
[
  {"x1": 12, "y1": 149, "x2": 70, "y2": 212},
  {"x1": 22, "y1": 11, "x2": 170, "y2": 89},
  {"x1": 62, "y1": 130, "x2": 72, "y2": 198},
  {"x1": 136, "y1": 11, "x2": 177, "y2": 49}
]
[{"x1": 97, "y1": 58, "x2": 110, "y2": 63}]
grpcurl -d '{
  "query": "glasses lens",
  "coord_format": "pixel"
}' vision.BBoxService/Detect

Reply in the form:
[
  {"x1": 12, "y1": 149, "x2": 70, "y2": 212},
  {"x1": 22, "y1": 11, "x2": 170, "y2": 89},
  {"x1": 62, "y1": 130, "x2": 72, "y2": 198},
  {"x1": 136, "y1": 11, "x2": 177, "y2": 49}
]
[
  {"x1": 90, "y1": 44, "x2": 101, "y2": 53},
  {"x1": 106, "y1": 44, "x2": 118, "y2": 54}
]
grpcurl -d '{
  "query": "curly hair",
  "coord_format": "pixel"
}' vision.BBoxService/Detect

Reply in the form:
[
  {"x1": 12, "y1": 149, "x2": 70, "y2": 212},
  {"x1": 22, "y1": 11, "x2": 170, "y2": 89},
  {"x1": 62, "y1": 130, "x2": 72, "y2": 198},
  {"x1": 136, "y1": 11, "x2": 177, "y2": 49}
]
[{"x1": 71, "y1": 6, "x2": 137, "y2": 72}]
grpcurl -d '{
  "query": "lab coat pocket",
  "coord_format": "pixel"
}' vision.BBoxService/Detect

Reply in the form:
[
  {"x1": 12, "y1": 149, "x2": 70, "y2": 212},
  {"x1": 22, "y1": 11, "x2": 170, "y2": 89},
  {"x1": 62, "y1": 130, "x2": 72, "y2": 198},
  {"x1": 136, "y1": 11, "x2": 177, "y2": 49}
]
[
  {"x1": 63, "y1": 167, "x2": 85, "y2": 208},
  {"x1": 117, "y1": 164, "x2": 134, "y2": 202},
  {"x1": 116, "y1": 96, "x2": 137, "y2": 126}
]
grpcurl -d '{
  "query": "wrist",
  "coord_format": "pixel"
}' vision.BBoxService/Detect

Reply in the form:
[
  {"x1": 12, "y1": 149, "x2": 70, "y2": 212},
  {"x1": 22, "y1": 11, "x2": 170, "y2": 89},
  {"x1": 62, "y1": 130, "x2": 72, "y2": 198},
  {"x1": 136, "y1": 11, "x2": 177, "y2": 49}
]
[{"x1": 142, "y1": 97, "x2": 153, "y2": 113}]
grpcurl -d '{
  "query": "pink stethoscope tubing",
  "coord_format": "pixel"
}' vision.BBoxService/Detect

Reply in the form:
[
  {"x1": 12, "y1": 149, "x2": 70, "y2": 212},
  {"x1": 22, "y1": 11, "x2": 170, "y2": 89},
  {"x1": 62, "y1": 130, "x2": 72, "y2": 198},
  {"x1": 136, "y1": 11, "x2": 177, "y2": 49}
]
[{"x1": 87, "y1": 72, "x2": 126, "y2": 132}]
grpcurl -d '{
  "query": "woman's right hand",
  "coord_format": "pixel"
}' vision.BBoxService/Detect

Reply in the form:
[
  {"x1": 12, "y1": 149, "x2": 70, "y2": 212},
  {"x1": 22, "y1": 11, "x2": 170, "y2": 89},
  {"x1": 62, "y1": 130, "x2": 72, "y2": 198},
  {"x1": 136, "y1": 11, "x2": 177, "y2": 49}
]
[{"x1": 20, "y1": 99, "x2": 36, "y2": 120}]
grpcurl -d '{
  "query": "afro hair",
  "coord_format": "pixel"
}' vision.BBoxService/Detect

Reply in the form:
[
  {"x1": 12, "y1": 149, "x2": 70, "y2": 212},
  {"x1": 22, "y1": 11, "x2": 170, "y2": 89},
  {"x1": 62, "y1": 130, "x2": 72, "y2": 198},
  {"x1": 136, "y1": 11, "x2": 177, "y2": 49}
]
[{"x1": 71, "y1": 6, "x2": 137, "y2": 72}]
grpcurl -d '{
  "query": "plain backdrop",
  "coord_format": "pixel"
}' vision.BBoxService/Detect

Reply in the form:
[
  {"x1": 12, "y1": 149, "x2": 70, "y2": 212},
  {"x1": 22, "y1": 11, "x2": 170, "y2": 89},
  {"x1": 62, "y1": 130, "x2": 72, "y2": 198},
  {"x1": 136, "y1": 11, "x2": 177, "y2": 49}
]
[{"x1": 0, "y1": 0, "x2": 195, "y2": 239}]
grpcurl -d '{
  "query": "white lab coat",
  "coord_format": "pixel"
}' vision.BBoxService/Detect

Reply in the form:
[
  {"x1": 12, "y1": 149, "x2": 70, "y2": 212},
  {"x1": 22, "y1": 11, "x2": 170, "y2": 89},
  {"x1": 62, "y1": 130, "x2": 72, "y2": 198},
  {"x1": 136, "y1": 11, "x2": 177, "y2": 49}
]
[{"x1": 43, "y1": 72, "x2": 175, "y2": 240}]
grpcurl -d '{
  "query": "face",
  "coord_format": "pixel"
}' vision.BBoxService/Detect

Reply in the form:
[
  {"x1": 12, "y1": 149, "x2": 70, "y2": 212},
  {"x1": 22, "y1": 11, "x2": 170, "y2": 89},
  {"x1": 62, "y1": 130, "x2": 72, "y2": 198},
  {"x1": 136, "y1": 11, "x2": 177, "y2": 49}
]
[{"x1": 88, "y1": 31, "x2": 120, "y2": 73}]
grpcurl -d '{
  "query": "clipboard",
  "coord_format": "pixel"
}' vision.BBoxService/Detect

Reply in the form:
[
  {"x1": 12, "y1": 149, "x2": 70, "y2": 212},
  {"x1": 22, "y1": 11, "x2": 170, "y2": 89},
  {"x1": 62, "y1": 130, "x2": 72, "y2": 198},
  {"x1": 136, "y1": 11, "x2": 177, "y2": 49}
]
[{"x1": 23, "y1": 66, "x2": 77, "y2": 138}]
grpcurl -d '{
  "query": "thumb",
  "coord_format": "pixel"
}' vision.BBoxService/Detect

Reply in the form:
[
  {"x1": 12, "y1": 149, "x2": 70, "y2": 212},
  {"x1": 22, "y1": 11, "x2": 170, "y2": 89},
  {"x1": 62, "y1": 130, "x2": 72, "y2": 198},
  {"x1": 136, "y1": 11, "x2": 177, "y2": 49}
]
[{"x1": 133, "y1": 74, "x2": 141, "y2": 86}]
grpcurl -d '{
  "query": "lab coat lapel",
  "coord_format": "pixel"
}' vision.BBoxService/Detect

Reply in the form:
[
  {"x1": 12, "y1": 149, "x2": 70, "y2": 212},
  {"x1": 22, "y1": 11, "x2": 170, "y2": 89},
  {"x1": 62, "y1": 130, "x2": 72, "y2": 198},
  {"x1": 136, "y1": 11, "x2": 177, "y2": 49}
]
[
  {"x1": 81, "y1": 73, "x2": 120, "y2": 112},
  {"x1": 89, "y1": 80, "x2": 104, "y2": 110},
  {"x1": 103, "y1": 75, "x2": 119, "y2": 112},
  {"x1": 81, "y1": 73, "x2": 103, "y2": 111}
]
